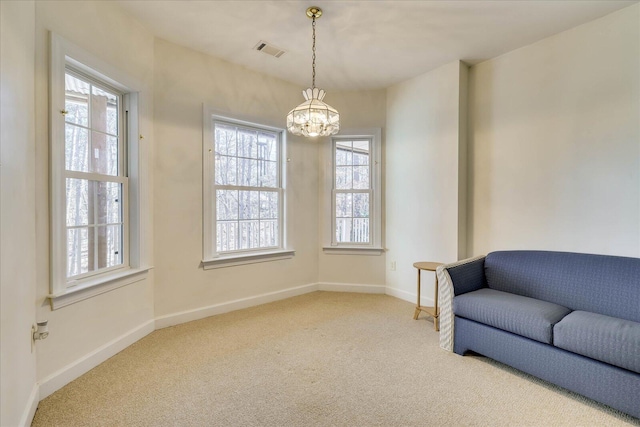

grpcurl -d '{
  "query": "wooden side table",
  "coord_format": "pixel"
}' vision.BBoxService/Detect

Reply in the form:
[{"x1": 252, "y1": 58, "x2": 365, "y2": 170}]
[{"x1": 413, "y1": 262, "x2": 444, "y2": 331}]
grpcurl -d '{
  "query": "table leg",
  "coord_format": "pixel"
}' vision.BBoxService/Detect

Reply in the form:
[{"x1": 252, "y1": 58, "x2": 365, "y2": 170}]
[
  {"x1": 413, "y1": 268, "x2": 421, "y2": 320},
  {"x1": 434, "y1": 272, "x2": 439, "y2": 331}
]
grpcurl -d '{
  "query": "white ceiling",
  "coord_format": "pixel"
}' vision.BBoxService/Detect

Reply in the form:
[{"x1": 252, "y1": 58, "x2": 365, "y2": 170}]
[{"x1": 116, "y1": 0, "x2": 637, "y2": 91}]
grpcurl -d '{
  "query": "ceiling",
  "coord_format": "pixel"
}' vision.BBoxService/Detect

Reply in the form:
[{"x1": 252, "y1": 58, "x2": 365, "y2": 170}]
[{"x1": 116, "y1": 0, "x2": 637, "y2": 91}]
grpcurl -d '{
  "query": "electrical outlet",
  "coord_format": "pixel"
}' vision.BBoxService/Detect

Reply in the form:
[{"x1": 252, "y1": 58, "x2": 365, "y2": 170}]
[{"x1": 390, "y1": 261, "x2": 396, "y2": 271}]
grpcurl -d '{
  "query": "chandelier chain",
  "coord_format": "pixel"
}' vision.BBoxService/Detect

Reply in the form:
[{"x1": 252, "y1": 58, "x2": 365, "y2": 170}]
[{"x1": 312, "y1": 16, "x2": 316, "y2": 89}]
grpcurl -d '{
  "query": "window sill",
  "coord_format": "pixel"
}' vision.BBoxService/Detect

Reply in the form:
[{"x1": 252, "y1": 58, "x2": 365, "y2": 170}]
[
  {"x1": 48, "y1": 267, "x2": 152, "y2": 310},
  {"x1": 322, "y1": 246, "x2": 385, "y2": 256},
  {"x1": 202, "y1": 249, "x2": 295, "y2": 270}
]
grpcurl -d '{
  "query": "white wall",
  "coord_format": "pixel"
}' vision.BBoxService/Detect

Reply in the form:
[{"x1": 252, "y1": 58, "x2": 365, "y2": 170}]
[
  {"x1": 0, "y1": 2, "x2": 39, "y2": 425},
  {"x1": 385, "y1": 61, "x2": 468, "y2": 304},
  {"x1": 34, "y1": 0, "x2": 155, "y2": 387},
  {"x1": 153, "y1": 38, "x2": 320, "y2": 318},
  {"x1": 468, "y1": 4, "x2": 640, "y2": 257}
]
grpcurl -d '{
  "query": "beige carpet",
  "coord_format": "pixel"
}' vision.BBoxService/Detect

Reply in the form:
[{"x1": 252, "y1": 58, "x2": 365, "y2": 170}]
[{"x1": 33, "y1": 292, "x2": 639, "y2": 426}]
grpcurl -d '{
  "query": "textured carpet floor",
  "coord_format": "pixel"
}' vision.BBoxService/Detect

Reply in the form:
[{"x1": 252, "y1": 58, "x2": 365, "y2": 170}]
[{"x1": 32, "y1": 292, "x2": 639, "y2": 426}]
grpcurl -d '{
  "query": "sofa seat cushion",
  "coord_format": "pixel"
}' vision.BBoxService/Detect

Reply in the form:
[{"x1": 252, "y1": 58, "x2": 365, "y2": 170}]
[
  {"x1": 453, "y1": 288, "x2": 572, "y2": 344},
  {"x1": 554, "y1": 311, "x2": 640, "y2": 374}
]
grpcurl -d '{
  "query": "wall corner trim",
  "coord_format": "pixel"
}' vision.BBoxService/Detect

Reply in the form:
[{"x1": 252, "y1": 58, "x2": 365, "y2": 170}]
[{"x1": 19, "y1": 383, "x2": 39, "y2": 427}]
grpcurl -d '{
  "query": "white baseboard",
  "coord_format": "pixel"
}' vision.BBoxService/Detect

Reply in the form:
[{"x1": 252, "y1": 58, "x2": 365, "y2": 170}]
[
  {"x1": 155, "y1": 282, "x2": 390, "y2": 329},
  {"x1": 385, "y1": 286, "x2": 434, "y2": 307},
  {"x1": 38, "y1": 319, "x2": 155, "y2": 400},
  {"x1": 19, "y1": 383, "x2": 39, "y2": 427},
  {"x1": 34, "y1": 282, "x2": 398, "y2": 410},
  {"x1": 154, "y1": 283, "x2": 319, "y2": 329},
  {"x1": 318, "y1": 282, "x2": 386, "y2": 294}
]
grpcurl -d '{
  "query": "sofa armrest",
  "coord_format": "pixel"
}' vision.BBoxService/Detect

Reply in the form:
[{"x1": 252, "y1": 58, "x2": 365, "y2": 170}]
[
  {"x1": 446, "y1": 256, "x2": 487, "y2": 296},
  {"x1": 437, "y1": 255, "x2": 486, "y2": 352}
]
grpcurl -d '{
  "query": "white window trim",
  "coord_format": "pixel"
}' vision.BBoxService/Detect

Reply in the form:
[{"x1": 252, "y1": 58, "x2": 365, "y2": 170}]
[
  {"x1": 202, "y1": 106, "x2": 293, "y2": 268},
  {"x1": 48, "y1": 269, "x2": 149, "y2": 310},
  {"x1": 202, "y1": 249, "x2": 295, "y2": 270},
  {"x1": 49, "y1": 33, "x2": 151, "y2": 308},
  {"x1": 322, "y1": 128, "x2": 384, "y2": 255}
]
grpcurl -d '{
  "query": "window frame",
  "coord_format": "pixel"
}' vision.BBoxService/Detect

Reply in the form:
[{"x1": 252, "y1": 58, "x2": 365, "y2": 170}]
[
  {"x1": 202, "y1": 108, "x2": 293, "y2": 269},
  {"x1": 49, "y1": 33, "x2": 150, "y2": 309},
  {"x1": 62, "y1": 67, "x2": 129, "y2": 282},
  {"x1": 323, "y1": 128, "x2": 383, "y2": 255},
  {"x1": 332, "y1": 138, "x2": 374, "y2": 246}
]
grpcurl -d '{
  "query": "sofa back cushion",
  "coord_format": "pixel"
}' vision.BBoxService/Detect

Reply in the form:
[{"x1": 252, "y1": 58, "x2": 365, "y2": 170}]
[{"x1": 484, "y1": 251, "x2": 640, "y2": 323}]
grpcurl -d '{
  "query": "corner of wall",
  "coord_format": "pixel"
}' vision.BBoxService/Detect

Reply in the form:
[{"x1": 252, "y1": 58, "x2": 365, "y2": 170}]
[
  {"x1": 458, "y1": 61, "x2": 469, "y2": 261},
  {"x1": 20, "y1": 385, "x2": 40, "y2": 427},
  {"x1": 0, "y1": 1, "x2": 38, "y2": 426}
]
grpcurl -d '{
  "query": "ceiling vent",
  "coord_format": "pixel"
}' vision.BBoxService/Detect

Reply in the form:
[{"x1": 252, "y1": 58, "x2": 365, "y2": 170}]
[{"x1": 254, "y1": 40, "x2": 285, "y2": 58}]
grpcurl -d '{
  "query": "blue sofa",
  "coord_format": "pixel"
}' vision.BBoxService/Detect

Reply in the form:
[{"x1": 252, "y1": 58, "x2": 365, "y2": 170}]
[{"x1": 436, "y1": 251, "x2": 640, "y2": 419}]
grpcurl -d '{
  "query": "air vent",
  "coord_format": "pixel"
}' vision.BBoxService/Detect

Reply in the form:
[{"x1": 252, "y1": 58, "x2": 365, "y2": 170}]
[{"x1": 254, "y1": 40, "x2": 286, "y2": 58}]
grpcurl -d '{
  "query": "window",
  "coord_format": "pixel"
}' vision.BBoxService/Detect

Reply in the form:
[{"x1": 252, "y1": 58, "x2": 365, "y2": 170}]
[
  {"x1": 50, "y1": 33, "x2": 149, "y2": 308},
  {"x1": 334, "y1": 139, "x2": 372, "y2": 244},
  {"x1": 323, "y1": 129, "x2": 382, "y2": 254},
  {"x1": 203, "y1": 112, "x2": 293, "y2": 268},
  {"x1": 63, "y1": 70, "x2": 127, "y2": 280}
]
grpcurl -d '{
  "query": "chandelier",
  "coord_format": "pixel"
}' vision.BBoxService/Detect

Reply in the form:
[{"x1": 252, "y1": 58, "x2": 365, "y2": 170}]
[{"x1": 286, "y1": 7, "x2": 340, "y2": 138}]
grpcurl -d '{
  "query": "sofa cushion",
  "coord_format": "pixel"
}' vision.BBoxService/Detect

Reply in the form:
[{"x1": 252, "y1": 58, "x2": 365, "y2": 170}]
[
  {"x1": 484, "y1": 251, "x2": 640, "y2": 323},
  {"x1": 554, "y1": 311, "x2": 640, "y2": 374},
  {"x1": 453, "y1": 288, "x2": 572, "y2": 344}
]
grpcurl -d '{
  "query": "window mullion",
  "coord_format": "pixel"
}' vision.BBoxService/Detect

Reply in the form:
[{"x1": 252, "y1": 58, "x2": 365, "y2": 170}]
[
  {"x1": 258, "y1": 190, "x2": 262, "y2": 250},
  {"x1": 214, "y1": 184, "x2": 269, "y2": 192},
  {"x1": 64, "y1": 122, "x2": 91, "y2": 132},
  {"x1": 332, "y1": 140, "x2": 337, "y2": 191},
  {"x1": 92, "y1": 181, "x2": 98, "y2": 272},
  {"x1": 277, "y1": 133, "x2": 281, "y2": 187},
  {"x1": 88, "y1": 81, "x2": 93, "y2": 176},
  {"x1": 350, "y1": 146, "x2": 355, "y2": 195},
  {"x1": 65, "y1": 170, "x2": 127, "y2": 183},
  {"x1": 368, "y1": 188, "x2": 373, "y2": 242},
  {"x1": 335, "y1": 189, "x2": 367, "y2": 194},
  {"x1": 120, "y1": 93, "x2": 125, "y2": 178},
  {"x1": 236, "y1": 179, "x2": 241, "y2": 252}
]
